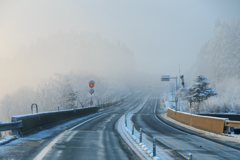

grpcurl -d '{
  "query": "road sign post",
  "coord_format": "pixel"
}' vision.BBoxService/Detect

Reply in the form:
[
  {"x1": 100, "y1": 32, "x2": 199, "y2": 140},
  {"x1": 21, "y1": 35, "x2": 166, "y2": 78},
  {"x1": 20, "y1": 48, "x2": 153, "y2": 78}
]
[
  {"x1": 161, "y1": 75, "x2": 179, "y2": 111},
  {"x1": 89, "y1": 80, "x2": 95, "y2": 106},
  {"x1": 89, "y1": 88, "x2": 94, "y2": 95},
  {"x1": 161, "y1": 75, "x2": 178, "y2": 92}
]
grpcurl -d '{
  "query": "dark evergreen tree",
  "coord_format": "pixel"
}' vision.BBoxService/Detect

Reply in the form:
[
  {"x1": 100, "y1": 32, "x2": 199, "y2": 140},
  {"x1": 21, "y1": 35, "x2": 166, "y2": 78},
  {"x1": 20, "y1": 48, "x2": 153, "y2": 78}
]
[{"x1": 185, "y1": 75, "x2": 217, "y2": 108}]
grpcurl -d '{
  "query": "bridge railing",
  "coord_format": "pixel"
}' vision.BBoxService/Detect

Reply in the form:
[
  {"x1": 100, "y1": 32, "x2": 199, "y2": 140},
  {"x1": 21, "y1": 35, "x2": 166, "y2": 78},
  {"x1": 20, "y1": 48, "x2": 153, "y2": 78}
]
[
  {"x1": 0, "y1": 121, "x2": 22, "y2": 132},
  {"x1": 0, "y1": 95, "x2": 131, "y2": 138},
  {"x1": 11, "y1": 106, "x2": 100, "y2": 137}
]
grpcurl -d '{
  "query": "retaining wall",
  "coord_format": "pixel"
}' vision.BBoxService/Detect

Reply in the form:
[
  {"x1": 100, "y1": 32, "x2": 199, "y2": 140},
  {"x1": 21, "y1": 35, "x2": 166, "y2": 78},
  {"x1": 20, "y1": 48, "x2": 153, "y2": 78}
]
[{"x1": 167, "y1": 108, "x2": 227, "y2": 134}]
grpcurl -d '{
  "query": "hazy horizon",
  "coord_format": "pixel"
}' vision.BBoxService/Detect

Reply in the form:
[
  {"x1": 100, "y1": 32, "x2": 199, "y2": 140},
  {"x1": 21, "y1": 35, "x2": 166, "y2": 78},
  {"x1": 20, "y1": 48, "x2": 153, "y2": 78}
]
[{"x1": 1, "y1": 0, "x2": 240, "y2": 98}]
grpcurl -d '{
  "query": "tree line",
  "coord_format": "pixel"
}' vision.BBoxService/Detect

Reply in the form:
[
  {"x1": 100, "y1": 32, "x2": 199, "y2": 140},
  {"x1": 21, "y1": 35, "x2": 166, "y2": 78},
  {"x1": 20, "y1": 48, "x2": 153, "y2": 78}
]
[
  {"x1": 176, "y1": 20, "x2": 240, "y2": 113},
  {"x1": 0, "y1": 73, "x2": 132, "y2": 123}
]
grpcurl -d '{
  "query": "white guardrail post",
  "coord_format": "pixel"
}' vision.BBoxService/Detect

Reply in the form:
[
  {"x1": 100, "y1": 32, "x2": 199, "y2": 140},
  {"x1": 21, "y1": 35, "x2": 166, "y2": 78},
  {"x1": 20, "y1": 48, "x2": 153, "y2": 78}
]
[
  {"x1": 125, "y1": 114, "x2": 127, "y2": 127},
  {"x1": 188, "y1": 153, "x2": 192, "y2": 160},
  {"x1": 153, "y1": 137, "x2": 156, "y2": 157},
  {"x1": 132, "y1": 123, "x2": 134, "y2": 135},
  {"x1": 123, "y1": 97, "x2": 162, "y2": 159},
  {"x1": 139, "y1": 128, "x2": 142, "y2": 143}
]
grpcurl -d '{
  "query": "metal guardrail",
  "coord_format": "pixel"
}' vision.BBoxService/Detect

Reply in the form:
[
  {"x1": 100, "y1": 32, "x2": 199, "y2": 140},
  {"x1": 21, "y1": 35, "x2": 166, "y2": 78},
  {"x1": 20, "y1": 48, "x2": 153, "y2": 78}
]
[
  {"x1": 0, "y1": 121, "x2": 22, "y2": 132},
  {"x1": 225, "y1": 120, "x2": 240, "y2": 127}
]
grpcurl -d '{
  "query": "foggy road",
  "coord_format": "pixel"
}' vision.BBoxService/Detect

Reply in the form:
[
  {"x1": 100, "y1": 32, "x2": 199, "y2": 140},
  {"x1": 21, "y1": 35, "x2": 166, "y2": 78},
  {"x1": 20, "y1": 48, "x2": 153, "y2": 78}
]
[
  {"x1": 1, "y1": 1, "x2": 240, "y2": 160},
  {"x1": 132, "y1": 96, "x2": 240, "y2": 160},
  {"x1": 23, "y1": 94, "x2": 145, "y2": 160}
]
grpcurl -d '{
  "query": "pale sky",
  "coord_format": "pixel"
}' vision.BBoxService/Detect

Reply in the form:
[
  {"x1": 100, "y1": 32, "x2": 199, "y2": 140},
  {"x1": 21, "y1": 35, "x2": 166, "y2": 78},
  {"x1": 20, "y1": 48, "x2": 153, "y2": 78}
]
[{"x1": 1, "y1": 0, "x2": 240, "y2": 76}]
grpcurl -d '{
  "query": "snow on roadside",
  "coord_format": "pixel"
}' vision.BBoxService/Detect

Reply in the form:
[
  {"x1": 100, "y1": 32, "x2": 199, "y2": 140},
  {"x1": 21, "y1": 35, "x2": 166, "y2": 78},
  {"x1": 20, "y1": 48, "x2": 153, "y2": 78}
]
[
  {"x1": 0, "y1": 135, "x2": 18, "y2": 145},
  {"x1": 125, "y1": 96, "x2": 172, "y2": 160}
]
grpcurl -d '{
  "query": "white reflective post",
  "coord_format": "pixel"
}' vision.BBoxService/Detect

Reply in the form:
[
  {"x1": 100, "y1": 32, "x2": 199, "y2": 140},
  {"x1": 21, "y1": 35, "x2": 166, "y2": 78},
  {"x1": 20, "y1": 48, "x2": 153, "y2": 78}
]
[{"x1": 188, "y1": 153, "x2": 192, "y2": 160}]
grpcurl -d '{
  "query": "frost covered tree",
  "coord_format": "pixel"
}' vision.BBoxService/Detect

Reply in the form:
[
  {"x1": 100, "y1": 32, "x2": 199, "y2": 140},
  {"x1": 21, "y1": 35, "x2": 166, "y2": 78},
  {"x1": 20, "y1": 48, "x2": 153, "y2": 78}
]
[
  {"x1": 195, "y1": 20, "x2": 240, "y2": 83},
  {"x1": 0, "y1": 87, "x2": 36, "y2": 122},
  {"x1": 185, "y1": 75, "x2": 217, "y2": 109},
  {"x1": 0, "y1": 71, "x2": 133, "y2": 124},
  {"x1": 36, "y1": 79, "x2": 56, "y2": 111},
  {"x1": 64, "y1": 83, "x2": 77, "y2": 109},
  {"x1": 191, "y1": 20, "x2": 240, "y2": 113},
  {"x1": 70, "y1": 74, "x2": 94, "y2": 108},
  {"x1": 54, "y1": 74, "x2": 77, "y2": 109},
  {"x1": 94, "y1": 82, "x2": 108, "y2": 105}
]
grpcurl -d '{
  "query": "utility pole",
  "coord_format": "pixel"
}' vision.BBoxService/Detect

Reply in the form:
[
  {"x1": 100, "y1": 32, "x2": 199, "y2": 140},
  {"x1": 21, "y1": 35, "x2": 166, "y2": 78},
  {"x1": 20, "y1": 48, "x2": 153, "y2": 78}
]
[{"x1": 179, "y1": 64, "x2": 180, "y2": 90}]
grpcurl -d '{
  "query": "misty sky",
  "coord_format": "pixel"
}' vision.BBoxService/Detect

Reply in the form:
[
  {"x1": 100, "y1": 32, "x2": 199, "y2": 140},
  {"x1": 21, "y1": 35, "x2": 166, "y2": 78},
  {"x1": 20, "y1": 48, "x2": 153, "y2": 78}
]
[{"x1": 1, "y1": 0, "x2": 240, "y2": 76}]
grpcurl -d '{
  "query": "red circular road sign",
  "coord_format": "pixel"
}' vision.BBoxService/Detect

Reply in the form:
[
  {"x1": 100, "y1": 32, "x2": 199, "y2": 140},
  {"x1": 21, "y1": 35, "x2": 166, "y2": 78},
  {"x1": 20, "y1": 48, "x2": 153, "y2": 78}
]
[
  {"x1": 89, "y1": 80, "x2": 95, "y2": 88},
  {"x1": 89, "y1": 88, "x2": 94, "y2": 95}
]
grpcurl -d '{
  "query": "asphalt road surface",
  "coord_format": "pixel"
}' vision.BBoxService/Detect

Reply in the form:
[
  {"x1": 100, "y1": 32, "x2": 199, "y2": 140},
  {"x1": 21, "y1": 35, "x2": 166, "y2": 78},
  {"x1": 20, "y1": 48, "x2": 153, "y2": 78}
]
[
  {"x1": 28, "y1": 93, "x2": 146, "y2": 160},
  {"x1": 0, "y1": 93, "x2": 146, "y2": 160},
  {"x1": 132, "y1": 95, "x2": 240, "y2": 160}
]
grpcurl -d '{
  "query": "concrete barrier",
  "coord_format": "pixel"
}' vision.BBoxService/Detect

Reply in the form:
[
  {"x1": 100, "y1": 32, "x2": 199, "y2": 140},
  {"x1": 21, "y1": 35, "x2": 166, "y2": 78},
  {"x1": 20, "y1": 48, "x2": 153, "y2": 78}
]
[
  {"x1": 12, "y1": 106, "x2": 100, "y2": 137},
  {"x1": 11, "y1": 96, "x2": 129, "y2": 137},
  {"x1": 167, "y1": 108, "x2": 227, "y2": 134}
]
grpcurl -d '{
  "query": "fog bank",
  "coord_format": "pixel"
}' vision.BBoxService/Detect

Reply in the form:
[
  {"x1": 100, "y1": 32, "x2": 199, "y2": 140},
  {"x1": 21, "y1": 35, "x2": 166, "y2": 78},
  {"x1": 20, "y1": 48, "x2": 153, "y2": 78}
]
[{"x1": 0, "y1": 32, "x2": 136, "y2": 98}]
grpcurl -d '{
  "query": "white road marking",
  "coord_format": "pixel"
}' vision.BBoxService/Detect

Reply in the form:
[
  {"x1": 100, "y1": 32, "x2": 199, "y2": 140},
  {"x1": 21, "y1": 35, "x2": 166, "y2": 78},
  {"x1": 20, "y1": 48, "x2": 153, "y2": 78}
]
[
  {"x1": 69, "y1": 113, "x2": 106, "y2": 130},
  {"x1": 33, "y1": 131, "x2": 66, "y2": 160},
  {"x1": 33, "y1": 113, "x2": 106, "y2": 160},
  {"x1": 154, "y1": 98, "x2": 240, "y2": 153}
]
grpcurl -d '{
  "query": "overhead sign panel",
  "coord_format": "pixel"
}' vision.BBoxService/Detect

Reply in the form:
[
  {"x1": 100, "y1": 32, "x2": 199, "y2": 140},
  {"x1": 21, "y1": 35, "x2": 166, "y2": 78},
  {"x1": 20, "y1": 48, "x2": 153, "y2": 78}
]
[{"x1": 161, "y1": 75, "x2": 170, "y2": 81}]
